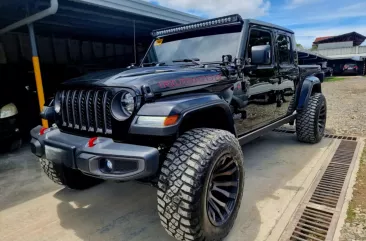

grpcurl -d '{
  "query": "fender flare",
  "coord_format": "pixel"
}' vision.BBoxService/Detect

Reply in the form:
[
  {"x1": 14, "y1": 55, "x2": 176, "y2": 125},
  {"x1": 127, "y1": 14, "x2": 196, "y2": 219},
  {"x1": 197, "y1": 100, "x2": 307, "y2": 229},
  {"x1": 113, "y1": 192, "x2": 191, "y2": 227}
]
[
  {"x1": 296, "y1": 75, "x2": 322, "y2": 111},
  {"x1": 129, "y1": 93, "x2": 235, "y2": 136}
]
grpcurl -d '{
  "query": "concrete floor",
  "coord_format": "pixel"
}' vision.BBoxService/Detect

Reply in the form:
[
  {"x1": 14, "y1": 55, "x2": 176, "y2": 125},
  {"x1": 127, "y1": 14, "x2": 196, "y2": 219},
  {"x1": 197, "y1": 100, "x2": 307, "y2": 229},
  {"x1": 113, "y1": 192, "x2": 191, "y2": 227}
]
[{"x1": 0, "y1": 132, "x2": 334, "y2": 241}]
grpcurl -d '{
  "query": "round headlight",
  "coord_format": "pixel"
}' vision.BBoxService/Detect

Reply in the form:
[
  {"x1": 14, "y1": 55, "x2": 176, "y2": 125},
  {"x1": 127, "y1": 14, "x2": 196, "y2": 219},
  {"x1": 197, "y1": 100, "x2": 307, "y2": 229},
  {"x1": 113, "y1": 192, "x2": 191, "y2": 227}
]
[
  {"x1": 111, "y1": 90, "x2": 138, "y2": 121},
  {"x1": 54, "y1": 92, "x2": 61, "y2": 113},
  {"x1": 121, "y1": 92, "x2": 135, "y2": 116}
]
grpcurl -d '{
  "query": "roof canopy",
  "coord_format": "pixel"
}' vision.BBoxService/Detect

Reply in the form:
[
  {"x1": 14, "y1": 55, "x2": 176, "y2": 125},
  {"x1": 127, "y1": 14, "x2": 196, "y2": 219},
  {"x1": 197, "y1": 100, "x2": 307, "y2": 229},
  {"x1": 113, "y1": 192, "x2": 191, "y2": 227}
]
[{"x1": 0, "y1": 0, "x2": 202, "y2": 41}]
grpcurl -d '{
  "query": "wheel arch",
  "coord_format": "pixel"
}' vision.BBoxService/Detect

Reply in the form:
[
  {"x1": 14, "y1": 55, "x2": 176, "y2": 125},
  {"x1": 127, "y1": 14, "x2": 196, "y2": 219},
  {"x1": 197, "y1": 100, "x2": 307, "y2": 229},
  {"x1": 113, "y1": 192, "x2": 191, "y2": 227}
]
[
  {"x1": 179, "y1": 104, "x2": 236, "y2": 136},
  {"x1": 296, "y1": 75, "x2": 322, "y2": 111}
]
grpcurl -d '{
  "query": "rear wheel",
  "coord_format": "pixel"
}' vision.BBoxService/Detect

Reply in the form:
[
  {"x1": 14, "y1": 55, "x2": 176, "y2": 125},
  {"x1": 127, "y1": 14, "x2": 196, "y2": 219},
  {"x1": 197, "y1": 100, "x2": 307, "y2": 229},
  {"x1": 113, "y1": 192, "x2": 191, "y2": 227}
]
[
  {"x1": 296, "y1": 93, "x2": 327, "y2": 143},
  {"x1": 40, "y1": 158, "x2": 103, "y2": 190},
  {"x1": 157, "y1": 128, "x2": 244, "y2": 241}
]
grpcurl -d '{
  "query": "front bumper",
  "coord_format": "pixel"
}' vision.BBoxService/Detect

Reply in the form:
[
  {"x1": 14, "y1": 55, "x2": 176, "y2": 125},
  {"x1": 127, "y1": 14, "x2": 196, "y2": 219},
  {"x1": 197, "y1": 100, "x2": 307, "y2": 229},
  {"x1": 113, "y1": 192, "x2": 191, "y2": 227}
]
[{"x1": 30, "y1": 126, "x2": 160, "y2": 181}]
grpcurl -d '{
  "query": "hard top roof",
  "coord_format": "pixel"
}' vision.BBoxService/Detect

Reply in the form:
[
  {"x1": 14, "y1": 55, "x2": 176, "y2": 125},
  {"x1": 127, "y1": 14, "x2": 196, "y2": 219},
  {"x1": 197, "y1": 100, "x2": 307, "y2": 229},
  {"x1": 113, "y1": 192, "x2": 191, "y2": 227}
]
[{"x1": 245, "y1": 19, "x2": 294, "y2": 34}]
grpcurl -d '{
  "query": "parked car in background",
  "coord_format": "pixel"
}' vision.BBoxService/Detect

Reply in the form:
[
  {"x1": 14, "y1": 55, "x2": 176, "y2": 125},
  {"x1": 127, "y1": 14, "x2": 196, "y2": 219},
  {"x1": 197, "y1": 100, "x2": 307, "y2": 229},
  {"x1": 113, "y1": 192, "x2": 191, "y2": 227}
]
[
  {"x1": 0, "y1": 64, "x2": 41, "y2": 152},
  {"x1": 0, "y1": 89, "x2": 22, "y2": 151},
  {"x1": 343, "y1": 63, "x2": 358, "y2": 75}
]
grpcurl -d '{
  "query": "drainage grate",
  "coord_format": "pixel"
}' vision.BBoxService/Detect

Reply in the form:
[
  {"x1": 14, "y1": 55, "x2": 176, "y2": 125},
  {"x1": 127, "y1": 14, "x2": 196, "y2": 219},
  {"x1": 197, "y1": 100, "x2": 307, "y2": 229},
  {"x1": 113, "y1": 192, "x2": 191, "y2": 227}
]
[
  {"x1": 282, "y1": 140, "x2": 360, "y2": 241},
  {"x1": 273, "y1": 128, "x2": 358, "y2": 142},
  {"x1": 291, "y1": 207, "x2": 333, "y2": 241},
  {"x1": 309, "y1": 162, "x2": 348, "y2": 208},
  {"x1": 324, "y1": 134, "x2": 357, "y2": 141},
  {"x1": 308, "y1": 141, "x2": 357, "y2": 208}
]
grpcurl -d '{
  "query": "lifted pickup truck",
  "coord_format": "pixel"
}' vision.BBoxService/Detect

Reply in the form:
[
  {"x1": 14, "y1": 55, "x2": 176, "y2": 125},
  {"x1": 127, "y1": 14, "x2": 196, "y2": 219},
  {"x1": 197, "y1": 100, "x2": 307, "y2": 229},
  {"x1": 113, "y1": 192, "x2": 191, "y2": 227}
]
[{"x1": 30, "y1": 15, "x2": 327, "y2": 241}]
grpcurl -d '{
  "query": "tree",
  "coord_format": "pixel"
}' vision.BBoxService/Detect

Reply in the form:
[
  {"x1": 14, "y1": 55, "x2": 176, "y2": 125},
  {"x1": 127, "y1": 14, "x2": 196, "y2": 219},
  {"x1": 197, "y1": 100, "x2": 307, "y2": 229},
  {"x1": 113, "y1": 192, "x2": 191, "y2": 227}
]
[{"x1": 296, "y1": 43, "x2": 304, "y2": 50}]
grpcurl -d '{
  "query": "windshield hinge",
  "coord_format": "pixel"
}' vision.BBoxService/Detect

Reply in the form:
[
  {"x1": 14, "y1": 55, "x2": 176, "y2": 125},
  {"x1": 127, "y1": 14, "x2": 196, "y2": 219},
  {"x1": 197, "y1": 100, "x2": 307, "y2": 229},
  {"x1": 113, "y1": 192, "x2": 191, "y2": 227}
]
[{"x1": 142, "y1": 85, "x2": 155, "y2": 102}]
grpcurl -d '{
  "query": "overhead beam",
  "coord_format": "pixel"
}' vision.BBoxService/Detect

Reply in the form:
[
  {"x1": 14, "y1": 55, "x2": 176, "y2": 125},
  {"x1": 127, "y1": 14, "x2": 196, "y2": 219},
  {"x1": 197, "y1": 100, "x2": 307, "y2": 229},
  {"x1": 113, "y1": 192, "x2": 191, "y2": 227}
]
[{"x1": 0, "y1": 0, "x2": 59, "y2": 35}]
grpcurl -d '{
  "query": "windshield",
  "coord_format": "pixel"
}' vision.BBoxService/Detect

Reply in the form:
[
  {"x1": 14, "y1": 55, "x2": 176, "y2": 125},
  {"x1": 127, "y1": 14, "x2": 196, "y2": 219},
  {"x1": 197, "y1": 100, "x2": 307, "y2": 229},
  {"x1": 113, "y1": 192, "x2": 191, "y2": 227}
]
[{"x1": 143, "y1": 25, "x2": 242, "y2": 65}]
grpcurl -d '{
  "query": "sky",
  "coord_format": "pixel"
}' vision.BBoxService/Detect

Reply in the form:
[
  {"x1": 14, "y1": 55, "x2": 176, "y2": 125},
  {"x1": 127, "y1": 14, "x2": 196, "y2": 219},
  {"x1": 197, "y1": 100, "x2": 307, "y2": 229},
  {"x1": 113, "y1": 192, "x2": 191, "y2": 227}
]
[{"x1": 143, "y1": 0, "x2": 366, "y2": 48}]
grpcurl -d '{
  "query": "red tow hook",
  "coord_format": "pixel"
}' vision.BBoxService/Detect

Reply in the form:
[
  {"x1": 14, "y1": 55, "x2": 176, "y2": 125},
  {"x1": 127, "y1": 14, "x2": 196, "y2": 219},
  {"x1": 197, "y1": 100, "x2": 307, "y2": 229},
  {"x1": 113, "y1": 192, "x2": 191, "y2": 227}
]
[
  {"x1": 88, "y1": 137, "x2": 99, "y2": 147},
  {"x1": 39, "y1": 127, "x2": 50, "y2": 135}
]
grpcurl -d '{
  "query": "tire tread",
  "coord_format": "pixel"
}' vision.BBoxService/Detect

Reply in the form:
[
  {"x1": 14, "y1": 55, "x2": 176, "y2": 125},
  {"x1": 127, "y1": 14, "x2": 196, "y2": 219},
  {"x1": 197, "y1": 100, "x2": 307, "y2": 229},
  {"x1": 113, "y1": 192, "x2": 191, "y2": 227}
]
[
  {"x1": 296, "y1": 93, "x2": 326, "y2": 143},
  {"x1": 157, "y1": 128, "x2": 243, "y2": 241}
]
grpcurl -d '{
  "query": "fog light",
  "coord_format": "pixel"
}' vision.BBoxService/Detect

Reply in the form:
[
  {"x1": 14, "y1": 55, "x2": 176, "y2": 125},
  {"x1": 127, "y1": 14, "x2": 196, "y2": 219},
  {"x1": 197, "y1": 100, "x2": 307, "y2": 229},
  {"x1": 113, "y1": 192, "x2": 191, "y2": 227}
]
[
  {"x1": 106, "y1": 159, "x2": 113, "y2": 170},
  {"x1": 100, "y1": 159, "x2": 114, "y2": 173}
]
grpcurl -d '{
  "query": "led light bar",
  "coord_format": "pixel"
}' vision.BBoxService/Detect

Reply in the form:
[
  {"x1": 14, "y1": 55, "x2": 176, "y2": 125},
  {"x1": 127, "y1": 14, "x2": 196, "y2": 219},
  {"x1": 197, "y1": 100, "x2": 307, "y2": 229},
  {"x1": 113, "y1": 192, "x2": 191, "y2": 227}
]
[{"x1": 151, "y1": 14, "x2": 243, "y2": 37}]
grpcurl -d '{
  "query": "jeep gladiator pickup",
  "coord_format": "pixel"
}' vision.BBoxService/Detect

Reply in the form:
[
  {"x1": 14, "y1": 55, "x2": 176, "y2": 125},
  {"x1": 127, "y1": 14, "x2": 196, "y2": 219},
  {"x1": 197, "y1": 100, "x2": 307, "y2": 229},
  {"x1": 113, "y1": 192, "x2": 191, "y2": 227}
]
[{"x1": 30, "y1": 15, "x2": 327, "y2": 241}]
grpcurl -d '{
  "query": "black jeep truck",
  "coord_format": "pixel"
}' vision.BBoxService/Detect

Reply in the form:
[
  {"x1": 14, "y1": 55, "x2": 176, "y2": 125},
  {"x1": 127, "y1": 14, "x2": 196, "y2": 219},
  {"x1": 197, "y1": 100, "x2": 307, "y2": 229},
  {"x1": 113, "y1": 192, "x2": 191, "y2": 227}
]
[{"x1": 30, "y1": 15, "x2": 327, "y2": 241}]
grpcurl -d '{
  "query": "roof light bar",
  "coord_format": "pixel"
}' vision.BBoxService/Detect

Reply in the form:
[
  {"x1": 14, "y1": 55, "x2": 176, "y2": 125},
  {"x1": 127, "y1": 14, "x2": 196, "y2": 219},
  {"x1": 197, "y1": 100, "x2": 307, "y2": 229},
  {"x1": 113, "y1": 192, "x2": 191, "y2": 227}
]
[{"x1": 151, "y1": 14, "x2": 243, "y2": 37}]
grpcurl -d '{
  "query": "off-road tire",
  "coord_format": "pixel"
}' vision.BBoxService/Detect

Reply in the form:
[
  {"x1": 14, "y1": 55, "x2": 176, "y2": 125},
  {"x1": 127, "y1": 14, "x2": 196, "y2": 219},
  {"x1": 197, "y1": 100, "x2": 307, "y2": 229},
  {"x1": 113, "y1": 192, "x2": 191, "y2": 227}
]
[
  {"x1": 157, "y1": 128, "x2": 244, "y2": 241},
  {"x1": 40, "y1": 158, "x2": 103, "y2": 190},
  {"x1": 296, "y1": 93, "x2": 327, "y2": 143},
  {"x1": 286, "y1": 95, "x2": 296, "y2": 115}
]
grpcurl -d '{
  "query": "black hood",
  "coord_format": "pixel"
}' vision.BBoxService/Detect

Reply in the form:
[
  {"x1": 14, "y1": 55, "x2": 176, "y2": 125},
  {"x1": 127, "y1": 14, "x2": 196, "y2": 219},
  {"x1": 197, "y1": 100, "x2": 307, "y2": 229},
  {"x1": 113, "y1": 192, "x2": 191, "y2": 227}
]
[{"x1": 61, "y1": 65, "x2": 231, "y2": 94}]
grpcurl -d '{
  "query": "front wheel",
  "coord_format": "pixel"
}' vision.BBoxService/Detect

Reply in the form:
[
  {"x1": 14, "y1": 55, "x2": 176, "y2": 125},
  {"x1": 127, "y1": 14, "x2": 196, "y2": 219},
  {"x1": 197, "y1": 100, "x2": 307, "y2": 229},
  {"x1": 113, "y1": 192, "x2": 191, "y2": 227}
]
[
  {"x1": 157, "y1": 128, "x2": 244, "y2": 241},
  {"x1": 296, "y1": 93, "x2": 327, "y2": 143}
]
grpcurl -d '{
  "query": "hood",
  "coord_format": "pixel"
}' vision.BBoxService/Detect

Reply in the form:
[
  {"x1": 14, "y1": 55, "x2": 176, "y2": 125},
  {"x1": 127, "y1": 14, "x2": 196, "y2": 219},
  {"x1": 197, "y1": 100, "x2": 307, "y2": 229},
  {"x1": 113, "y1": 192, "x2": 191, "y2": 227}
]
[{"x1": 61, "y1": 65, "x2": 230, "y2": 94}]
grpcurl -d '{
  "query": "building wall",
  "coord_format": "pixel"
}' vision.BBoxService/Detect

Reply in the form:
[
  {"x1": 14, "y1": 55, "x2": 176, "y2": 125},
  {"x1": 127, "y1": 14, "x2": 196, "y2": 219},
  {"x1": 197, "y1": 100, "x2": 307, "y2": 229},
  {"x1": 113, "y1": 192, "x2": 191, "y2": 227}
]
[
  {"x1": 0, "y1": 32, "x2": 149, "y2": 97},
  {"x1": 315, "y1": 46, "x2": 366, "y2": 56},
  {"x1": 317, "y1": 41, "x2": 353, "y2": 50}
]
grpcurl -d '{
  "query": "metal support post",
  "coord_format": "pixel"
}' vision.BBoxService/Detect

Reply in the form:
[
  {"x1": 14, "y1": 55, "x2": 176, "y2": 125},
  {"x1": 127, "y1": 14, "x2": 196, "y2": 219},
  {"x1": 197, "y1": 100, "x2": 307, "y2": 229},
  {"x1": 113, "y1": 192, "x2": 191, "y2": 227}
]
[{"x1": 28, "y1": 23, "x2": 48, "y2": 128}]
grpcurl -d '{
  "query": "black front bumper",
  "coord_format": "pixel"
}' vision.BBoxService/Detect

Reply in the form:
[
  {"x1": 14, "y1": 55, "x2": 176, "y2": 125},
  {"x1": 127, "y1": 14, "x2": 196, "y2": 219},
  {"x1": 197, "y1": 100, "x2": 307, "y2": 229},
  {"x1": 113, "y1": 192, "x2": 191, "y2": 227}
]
[
  {"x1": 0, "y1": 115, "x2": 20, "y2": 142},
  {"x1": 30, "y1": 126, "x2": 160, "y2": 181}
]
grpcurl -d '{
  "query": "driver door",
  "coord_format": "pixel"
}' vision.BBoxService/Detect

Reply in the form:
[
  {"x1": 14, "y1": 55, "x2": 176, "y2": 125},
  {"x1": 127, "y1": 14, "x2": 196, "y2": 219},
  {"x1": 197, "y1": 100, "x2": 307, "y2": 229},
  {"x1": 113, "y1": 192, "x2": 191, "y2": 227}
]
[{"x1": 234, "y1": 26, "x2": 278, "y2": 136}]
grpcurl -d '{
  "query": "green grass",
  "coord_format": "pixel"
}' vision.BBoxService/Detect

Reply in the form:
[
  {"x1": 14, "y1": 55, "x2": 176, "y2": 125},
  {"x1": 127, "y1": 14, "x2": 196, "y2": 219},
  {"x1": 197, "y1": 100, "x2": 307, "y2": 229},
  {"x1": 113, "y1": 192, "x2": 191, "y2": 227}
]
[
  {"x1": 324, "y1": 77, "x2": 346, "y2": 82},
  {"x1": 346, "y1": 147, "x2": 366, "y2": 222},
  {"x1": 347, "y1": 205, "x2": 357, "y2": 222}
]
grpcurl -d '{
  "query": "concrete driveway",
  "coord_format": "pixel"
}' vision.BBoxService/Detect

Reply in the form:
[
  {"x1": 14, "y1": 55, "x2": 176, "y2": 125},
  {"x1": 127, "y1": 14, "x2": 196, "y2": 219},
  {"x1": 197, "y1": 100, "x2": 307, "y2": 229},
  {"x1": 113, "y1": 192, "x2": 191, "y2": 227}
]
[{"x1": 0, "y1": 132, "x2": 335, "y2": 241}]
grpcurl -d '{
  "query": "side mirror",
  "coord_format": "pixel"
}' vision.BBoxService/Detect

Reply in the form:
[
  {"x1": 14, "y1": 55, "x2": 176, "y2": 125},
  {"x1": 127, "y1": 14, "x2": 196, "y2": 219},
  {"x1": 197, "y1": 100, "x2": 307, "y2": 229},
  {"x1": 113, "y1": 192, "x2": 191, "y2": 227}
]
[{"x1": 251, "y1": 45, "x2": 271, "y2": 65}]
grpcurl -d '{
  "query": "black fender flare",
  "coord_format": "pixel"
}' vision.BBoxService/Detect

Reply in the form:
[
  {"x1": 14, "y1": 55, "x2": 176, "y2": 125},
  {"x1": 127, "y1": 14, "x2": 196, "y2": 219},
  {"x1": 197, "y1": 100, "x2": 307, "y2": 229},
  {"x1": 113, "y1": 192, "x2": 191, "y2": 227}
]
[
  {"x1": 296, "y1": 75, "x2": 322, "y2": 111},
  {"x1": 129, "y1": 93, "x2": 235, "y2": 136}
]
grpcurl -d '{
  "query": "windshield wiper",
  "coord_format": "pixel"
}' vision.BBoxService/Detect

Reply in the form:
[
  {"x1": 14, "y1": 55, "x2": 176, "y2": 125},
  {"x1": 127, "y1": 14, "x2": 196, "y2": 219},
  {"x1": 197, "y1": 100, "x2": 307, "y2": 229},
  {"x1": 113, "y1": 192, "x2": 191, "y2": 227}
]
[{"x1": 172, "y1": 58, "x2": 201, "y2": 65}]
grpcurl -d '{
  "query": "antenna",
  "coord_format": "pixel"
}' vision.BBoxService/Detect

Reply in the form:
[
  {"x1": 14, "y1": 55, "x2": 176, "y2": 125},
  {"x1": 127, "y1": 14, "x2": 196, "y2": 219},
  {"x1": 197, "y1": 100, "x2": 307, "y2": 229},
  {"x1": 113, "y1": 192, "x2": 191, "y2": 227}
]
[{"x1": 133, "y1": 20, "x2": 137, "y2": 64}]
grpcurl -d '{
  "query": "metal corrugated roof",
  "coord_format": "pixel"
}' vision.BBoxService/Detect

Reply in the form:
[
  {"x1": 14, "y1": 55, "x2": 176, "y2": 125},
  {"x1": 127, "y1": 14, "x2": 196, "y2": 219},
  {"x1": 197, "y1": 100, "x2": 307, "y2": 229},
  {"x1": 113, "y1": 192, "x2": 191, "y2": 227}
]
[
  {"x1": 0, "y1": 0, "x2": 202, "y2": 39},
  {"x1": 76, "y1": 0, "x2": 203, "y2": 24}
]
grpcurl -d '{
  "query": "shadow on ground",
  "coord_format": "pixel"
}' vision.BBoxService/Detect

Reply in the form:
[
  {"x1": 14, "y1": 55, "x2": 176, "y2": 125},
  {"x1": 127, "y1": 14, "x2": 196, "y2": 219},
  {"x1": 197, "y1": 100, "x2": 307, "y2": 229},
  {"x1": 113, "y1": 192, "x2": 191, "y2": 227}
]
[{"x1": 0, "y1": 144, "x2": 60, "y2": 212}]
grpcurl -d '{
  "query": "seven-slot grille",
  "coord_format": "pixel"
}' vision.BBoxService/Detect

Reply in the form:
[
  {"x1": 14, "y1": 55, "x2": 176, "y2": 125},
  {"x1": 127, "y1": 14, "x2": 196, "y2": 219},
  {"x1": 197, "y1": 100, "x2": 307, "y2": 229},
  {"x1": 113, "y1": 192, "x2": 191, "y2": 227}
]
[{"x1": 58, "y1": 89, "x2": 113, "y2": 135}]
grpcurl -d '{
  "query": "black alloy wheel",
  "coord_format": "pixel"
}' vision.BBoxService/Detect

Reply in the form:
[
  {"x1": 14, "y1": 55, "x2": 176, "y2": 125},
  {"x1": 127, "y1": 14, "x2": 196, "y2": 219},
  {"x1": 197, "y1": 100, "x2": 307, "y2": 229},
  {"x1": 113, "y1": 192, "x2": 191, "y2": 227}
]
[
  {"x1": 207, "y1": 154, "x2": 240, "y2": 227},
  {"x1": 318, "y1": 101, "x2": 327, "y2": 134}
]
